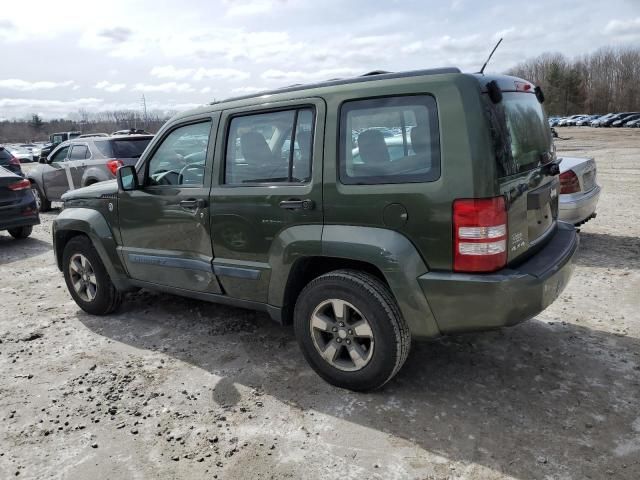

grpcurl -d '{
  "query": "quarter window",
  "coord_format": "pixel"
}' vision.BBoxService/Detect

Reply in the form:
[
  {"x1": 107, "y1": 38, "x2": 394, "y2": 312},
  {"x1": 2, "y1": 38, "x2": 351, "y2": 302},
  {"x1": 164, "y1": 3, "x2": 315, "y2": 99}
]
[
  {"x1": 146, "y1": 121, "x2": 211, "y2": 186},
  {"x1": 225, "y1": 108, "x2": 314, "y2": 184},
  {"x1": 339, "y1": 96, "x2": 440, "y2": 184}
]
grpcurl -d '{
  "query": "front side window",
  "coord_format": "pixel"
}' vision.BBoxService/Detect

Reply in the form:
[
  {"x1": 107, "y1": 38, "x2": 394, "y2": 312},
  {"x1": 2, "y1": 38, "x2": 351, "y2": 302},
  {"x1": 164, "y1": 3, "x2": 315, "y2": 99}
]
[
  {"x1": 146, "y1": 121, "x2": 211, "y2": 186},
  {"x1": 69, "y1": 145, "x2": 90, "y2": 160},
  {"x1": 225, "y1": 107, "x2": 314, "y2": 184},
  {"x1": 339, "y1": 95, "x2": 440, "y2": 185},
  {"x1": 50, "y1": 146, "x2": 70, "y2": 163}
]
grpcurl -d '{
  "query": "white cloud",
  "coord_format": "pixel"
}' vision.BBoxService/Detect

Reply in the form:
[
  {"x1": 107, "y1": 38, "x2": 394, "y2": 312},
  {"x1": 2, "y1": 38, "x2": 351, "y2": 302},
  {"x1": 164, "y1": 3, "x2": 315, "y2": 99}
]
[
  {"x1": 150, "y1": 65, "x2": 250, "y2": 81},
  {"x1": 261, "y1": 68, "x2": 361, "y2": 83},
  {"x1": 94, "y1": 80, "x2": 127, "y2": 92},
  {"x1": 133, "y1": 82, "x2": 194, "y2": 93},
  {"x1": 604, "y1": 17, "x2": 640, "y2": 35},
  {"x1": 0, "y1": 79, "x2": 75, "y2": 91},
  {"x1": 224, "y1": 0, "x2": 274, "y2": 17},
  {"x1": 230, "y1": 86, "x2": 263, "y2": 94},
  {"x1": 200, "y1": 87, "x2": 212, "y2": 94}
]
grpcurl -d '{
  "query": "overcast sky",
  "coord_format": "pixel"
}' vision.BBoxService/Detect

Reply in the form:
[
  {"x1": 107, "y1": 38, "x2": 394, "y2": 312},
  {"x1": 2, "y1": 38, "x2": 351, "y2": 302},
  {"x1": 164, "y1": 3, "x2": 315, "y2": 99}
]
[{"x1": 1, "y1": 0, "x2": 639, "y2": 120}]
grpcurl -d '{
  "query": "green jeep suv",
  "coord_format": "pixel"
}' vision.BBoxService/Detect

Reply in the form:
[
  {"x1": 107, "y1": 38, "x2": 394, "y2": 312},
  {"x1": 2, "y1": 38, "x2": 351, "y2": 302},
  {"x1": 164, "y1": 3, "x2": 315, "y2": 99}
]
[{"x1": 53, "y1": 68, "x2": 578, "y2": 391}]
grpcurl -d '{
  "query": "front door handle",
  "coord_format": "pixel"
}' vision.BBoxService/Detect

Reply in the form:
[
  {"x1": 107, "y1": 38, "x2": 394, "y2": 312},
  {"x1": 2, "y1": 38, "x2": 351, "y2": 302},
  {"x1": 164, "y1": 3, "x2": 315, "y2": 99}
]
[
  {"x1": 180, "y1": 198, "x2": 207, "y2": 210},
  {"x1": 279, "y1": 199, "x2": 315, "y2": 210}
]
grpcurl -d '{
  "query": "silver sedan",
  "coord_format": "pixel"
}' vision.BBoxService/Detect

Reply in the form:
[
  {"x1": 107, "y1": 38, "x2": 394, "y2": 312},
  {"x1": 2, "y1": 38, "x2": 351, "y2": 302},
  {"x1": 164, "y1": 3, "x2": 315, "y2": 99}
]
[{"x1": 559, "y1": 156, "x2": 601, "y2": 226}]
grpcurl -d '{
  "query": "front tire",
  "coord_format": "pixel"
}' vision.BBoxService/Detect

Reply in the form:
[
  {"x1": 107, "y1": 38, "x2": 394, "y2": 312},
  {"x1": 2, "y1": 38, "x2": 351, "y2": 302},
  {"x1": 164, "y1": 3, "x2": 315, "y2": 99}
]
[
  {"x1": 294, "y1": 270, "x2": 410, "y2": 391},
  {"x1": 8, "y1": 226, "x2": 33, "y2": 239},
  {"x1": 62, "y1": 236, "x2": 122, "y2": 315}
]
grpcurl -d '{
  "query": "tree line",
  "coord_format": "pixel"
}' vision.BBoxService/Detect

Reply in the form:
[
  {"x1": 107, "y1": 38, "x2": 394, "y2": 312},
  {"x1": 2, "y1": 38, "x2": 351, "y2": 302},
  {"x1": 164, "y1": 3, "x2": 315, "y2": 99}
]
[
  {"x1": 0, "y1": 110, "x2": 174, "y2": 144},
  {"x1": 507, "y1": 46, "x2": 640, "y2": 116}
]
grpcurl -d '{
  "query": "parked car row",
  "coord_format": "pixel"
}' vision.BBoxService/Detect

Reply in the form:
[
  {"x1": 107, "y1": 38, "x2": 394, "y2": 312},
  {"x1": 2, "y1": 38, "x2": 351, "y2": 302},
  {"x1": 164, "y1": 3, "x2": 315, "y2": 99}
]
[
  {"x1": 26, "y1": 133, "x2": 153, "y2": 212},
  {"x1": 0, "y1": 143, "x2": 47, "y2": 163},
  {"x1": 549, "y1": 112, "x2": 640, "y2": 127}
]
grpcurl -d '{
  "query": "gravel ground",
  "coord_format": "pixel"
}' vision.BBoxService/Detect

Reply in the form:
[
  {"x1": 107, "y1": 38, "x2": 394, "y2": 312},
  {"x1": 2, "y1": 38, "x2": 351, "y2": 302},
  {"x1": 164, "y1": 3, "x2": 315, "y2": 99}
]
[{"x1": 1, "y1": 127, "x2": 639, "y2": 480}]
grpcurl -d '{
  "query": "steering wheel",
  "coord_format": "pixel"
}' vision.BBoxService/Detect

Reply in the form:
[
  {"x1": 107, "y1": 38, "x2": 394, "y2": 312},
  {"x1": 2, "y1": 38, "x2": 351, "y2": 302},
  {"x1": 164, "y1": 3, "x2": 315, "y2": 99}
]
[
  {"x1": 178, "y1": 164, "x2": 205, "y2": 184},
  {"x1": 153, "y1": 170, "x2": 181, "y2": 185}
]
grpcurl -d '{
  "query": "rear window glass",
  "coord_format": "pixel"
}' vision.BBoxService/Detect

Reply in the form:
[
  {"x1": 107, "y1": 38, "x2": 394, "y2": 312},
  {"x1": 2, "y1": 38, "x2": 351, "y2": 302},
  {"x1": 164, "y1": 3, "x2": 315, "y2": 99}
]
[
  {"x1": 339, "y1": 95, "x2": 440, "y2": 185},
  {"x1": 486, "y1": 92, "x2": 552, "y2": 177},
  {"x1": 95, "y1": 138, "x2": 151, "y2": 159},
  {"x1": 0, "y1": 148, "x2": 12, "y2": 161}
]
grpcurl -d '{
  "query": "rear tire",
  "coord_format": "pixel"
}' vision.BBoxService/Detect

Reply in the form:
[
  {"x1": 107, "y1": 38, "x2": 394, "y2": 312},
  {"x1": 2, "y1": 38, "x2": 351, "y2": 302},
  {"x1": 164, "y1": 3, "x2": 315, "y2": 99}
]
[
  {"x1": 8, "y1": 226, "x2": 33, "y2": 239},
  {"x1": 62, "y1": 236, "x2": 122, "y2": 315},
  {"x1": 31, "y1": 183, "x2": 51, "y2": 212},
  {"x1": 294, "y1": 269, "x2": 410, "y2": 391}
]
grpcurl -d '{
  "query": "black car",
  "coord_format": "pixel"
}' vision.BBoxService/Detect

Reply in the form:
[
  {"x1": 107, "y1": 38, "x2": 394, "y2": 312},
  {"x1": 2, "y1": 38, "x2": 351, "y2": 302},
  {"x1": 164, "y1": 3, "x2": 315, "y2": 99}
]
[
  {"x1": 0, "y1": 146, "x2": 24, "y2": 175},
  {"x1": 0, "y1": 166, "x2": 39, "y2": 239},
  {"x1": 39, "y1": 131, "x2": 82, "y2": 160}
]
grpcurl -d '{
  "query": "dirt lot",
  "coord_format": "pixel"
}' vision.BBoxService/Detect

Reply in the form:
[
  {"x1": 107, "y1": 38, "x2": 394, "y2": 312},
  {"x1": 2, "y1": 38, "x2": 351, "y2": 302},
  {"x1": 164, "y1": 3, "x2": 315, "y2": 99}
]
[{"x1": 1, "y1": 127, "x2": 639, "y2": 480}]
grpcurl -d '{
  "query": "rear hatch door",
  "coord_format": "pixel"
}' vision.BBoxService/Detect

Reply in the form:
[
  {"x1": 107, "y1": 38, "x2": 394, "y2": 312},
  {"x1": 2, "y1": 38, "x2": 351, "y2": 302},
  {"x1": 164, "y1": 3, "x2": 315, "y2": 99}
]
[
  {"x1": 0, "y1": 168, "x2": 27, "y2": 212},
  {"x1": 95, "y1": 136, "x2": 153, "y2": 167},
  {"x1": 484, "y1": 86, "x2": 559, "y2": 263}
]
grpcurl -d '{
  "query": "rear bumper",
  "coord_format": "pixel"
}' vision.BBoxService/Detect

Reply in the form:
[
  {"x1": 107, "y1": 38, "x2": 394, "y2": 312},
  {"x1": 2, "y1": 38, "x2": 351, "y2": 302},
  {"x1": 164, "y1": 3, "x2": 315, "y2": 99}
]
[
  {"x1": 419, "y1": 222, "x2": 579, "y2": 334},
  {"x1": 0, "y1": 193, "x2": 40, "y2": 231},
  {"x1": 559, "y1": 185, "x2": 600, "y2": 225}
]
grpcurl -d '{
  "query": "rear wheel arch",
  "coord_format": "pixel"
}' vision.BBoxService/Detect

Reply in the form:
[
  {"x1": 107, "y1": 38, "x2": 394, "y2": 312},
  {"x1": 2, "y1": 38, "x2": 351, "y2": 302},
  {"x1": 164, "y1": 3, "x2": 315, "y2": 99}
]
[{"x1": 280, "y1": 256, "x2": 388, "y2": 325}]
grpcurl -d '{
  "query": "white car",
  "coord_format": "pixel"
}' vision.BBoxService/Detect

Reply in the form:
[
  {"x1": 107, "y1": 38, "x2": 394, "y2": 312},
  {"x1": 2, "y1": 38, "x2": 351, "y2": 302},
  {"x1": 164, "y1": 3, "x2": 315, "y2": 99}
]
[{"x1": 559, "y1": 156, "x2": 600, "y2": 226}]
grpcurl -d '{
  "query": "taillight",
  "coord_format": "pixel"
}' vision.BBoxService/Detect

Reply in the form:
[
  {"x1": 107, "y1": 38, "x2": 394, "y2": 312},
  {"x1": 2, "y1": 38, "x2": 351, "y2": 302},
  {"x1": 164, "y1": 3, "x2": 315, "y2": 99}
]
[
  {"x1": 8, "y1": 179, "x2": 31, "y2": 191},
  {"x1": 9, "y1": 156, "x2": 21, "y2": 166},
  {"x1": 559, "y1": 170, "x2": 580, "y2": 194},
  {"x1": 107, "y1": 159, "x2": 124, "y2": 176},
  {"x1": 453, "y1": 197, "x2": 507, "y2": 273}
]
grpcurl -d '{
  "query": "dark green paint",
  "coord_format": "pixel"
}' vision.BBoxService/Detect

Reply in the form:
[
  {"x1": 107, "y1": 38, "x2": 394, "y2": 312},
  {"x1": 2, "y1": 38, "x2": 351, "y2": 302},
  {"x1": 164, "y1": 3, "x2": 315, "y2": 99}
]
[{"x1": 53, "y1": 69, "x2": 578, "y2": 339}]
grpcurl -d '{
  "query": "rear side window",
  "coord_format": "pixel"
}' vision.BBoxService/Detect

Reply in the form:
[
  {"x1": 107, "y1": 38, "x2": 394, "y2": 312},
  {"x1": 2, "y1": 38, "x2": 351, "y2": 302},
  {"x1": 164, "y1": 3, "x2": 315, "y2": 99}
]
[
  {"x1": 69, "y1": 145, "x2": 90, "y2": 160},
  {"x1": 339, "y1": 95, "x2": 440, "y2": 185},
  {"x1": 225, "y1": 107, "x2": 314, "y2": 184},
  {"x1": 0, "y1": 148, "x2": 12, "y2": 161}
]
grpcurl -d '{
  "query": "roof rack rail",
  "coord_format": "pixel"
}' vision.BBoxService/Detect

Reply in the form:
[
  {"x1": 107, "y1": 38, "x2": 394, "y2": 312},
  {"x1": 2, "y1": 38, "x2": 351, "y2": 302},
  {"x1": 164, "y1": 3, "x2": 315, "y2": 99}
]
[
  {"x1": 212, "y1": 67, "x2": 461, "y2": 105},
  {"x1": 361, "y1": 70, "x2": 391, "y2": 76}
]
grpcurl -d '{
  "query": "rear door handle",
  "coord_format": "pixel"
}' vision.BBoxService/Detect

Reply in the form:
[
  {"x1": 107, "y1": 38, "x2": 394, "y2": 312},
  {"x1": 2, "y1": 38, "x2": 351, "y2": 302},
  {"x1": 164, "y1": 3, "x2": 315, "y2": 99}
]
[
  {"x1": 279, "y1": 199, "x2": 315, "y2": 210},
  {"x1": 180, "y1": 198, "x2": 207, "y2": 210}
]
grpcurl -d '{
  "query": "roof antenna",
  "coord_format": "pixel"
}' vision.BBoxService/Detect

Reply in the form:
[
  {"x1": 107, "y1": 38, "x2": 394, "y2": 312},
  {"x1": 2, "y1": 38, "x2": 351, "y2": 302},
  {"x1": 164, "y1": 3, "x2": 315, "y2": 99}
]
[{"x1": 479, "y1": 37, "x2": 503, "y2": 74}]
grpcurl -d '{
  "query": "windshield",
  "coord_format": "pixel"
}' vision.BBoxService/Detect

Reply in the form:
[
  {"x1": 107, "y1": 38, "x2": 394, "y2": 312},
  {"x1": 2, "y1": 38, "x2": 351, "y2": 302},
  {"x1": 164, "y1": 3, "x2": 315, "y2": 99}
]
[{"x1": 486, "y1": 92, "x2": 552, "y2": 177}]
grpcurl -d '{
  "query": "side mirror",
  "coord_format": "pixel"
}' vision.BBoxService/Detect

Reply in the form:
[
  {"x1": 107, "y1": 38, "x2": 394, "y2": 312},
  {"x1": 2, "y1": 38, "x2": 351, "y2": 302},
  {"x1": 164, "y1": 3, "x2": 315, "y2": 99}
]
[{"x1": 117, "y1": 165, "x2": 138, "y2": 191}]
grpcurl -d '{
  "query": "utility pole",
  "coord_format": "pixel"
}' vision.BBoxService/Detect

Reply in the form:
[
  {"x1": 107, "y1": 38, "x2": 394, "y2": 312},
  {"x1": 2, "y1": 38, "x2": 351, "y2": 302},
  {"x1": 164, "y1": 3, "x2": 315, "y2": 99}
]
[{"x1": 141, "y1": 94, "x2": 148, "y2": 129}]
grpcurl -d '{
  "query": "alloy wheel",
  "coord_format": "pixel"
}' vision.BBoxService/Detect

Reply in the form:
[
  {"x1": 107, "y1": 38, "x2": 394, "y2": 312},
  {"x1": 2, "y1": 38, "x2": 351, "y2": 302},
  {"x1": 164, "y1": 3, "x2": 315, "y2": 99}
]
[
  {"x1": 69, "y1": 253, "x2": 98, "y2": 302},
  {"x1": 309, "y1": 299, "x2": 374, "y2": 372}
]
